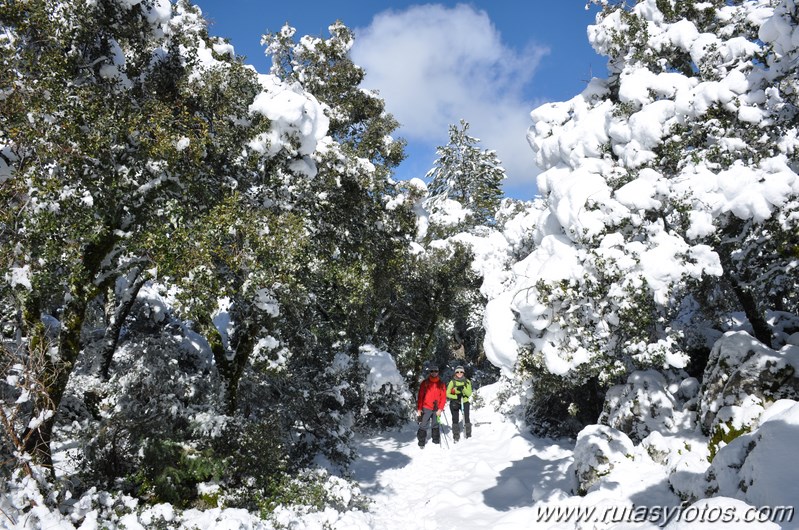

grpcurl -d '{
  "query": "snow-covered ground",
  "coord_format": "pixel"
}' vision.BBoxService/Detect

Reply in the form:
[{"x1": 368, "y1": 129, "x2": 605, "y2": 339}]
[
  {"x1": 350, "y1": 382, "x2": 796, "y2": 530},
  {"x1": 352, "y1": 383, "x2": 575, "y2": 529}
]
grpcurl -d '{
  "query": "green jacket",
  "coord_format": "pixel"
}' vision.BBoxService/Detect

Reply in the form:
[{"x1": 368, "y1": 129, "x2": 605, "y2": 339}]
[{"x1": 446, "y1": 377, "x2": 472, "y2": 403}]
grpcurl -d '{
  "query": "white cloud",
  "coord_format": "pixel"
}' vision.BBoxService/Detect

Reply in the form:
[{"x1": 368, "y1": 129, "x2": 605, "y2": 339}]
[{"x1": 352, "y1": 4, "x2": 548, "y2": 194}]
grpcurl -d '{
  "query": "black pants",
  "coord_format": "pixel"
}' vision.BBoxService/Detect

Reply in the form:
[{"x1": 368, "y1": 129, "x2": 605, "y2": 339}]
[
  {"x1": 417, "y1": 408, "x2": 440, "y2": 445},
  {"x1": 449, "y1": 400, "x2": 470, "y2": 425}
]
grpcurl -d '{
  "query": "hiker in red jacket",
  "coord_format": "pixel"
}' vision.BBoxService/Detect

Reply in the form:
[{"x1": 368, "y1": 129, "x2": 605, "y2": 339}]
[{"x1": 416, "y1": 365, "x2": 447, "y2": 448}]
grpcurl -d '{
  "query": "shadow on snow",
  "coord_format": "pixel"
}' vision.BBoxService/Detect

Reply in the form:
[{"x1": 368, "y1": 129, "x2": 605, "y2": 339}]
[
  {"x1": 351, "y1": 427, "x2": 415, "y2": 494},
  {"x1": 482, "y1": 448, "x2": 573, "y2": 511}
]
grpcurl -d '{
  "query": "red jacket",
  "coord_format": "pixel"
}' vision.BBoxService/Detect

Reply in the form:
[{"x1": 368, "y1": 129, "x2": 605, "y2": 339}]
[{"x1": 417, "y1": 377, "x2": 447, "y2": 412}]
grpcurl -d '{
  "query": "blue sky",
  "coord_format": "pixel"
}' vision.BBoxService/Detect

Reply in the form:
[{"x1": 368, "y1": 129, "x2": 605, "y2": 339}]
[{"x1": 193, "y1": 1, "x2": 607, "y2": 200}]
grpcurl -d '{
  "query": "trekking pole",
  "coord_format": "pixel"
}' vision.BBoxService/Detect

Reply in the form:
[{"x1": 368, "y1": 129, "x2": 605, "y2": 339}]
[
  {"x1": 431, "y1": 399, "x2": 444, "y2": 448},
  {"x1": 461, "y1": 397, "x2": 466, "y2": 433},
  {"x1": 439, "y1": 408, "x2": 450, "y2": 450}
]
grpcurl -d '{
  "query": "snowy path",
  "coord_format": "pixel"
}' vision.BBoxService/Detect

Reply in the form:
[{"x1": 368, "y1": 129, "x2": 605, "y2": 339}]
[
  {"x1": 350, "y1": 385, "x2": 576, "y2": 529},
  {"x1": 351, "y1": 380, "x2": 798, "y2": 530}
]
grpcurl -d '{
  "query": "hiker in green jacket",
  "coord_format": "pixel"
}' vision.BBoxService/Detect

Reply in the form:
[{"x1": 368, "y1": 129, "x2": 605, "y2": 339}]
[{"x1": 446, "y1": 365, "x2": 472, "y2": 442}]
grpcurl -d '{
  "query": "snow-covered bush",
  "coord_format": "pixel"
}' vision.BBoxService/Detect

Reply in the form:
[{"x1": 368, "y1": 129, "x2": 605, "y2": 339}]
[
  {"x1": 639, "y1": 430, "x2": 672, "y2": 465},
  {"x1": 569, "y1": 424, "x2": 635, "y2": 495},
  {"x1": 667, "y1": 446, "x2": 711, "y2": 504},
  {"x1": 0, "y1": 464, "x2": 369, "y2": 529},
  {"x1": 257, "y1": 467, "x2": 369, "y2": 519},
  {"x1": 74, "y1": 330, "x2": 230, "y2": 506},
  {"x1": 600, "y1": 369, "x2": 688, "y2": 443},
  {"x1": 356, "y1": 345, "x2": 413, "y2": 430},
  {"x1": 490, "y1": 375, "x2": 531, "y2": 428},
  {"x1": 0, "y1": 467, "x2": 145, "y2": 530},
  {"x1": 248, "y1": 345, "x2": 363, "y2": 470}
]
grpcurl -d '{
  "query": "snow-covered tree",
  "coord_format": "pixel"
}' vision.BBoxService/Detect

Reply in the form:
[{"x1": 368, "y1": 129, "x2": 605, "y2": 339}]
[
  {"x1": 386, "y1": 121, "x2": 509, "y2": 377},
  {"x1": 0, "y1": 0, "x2": 333, "y2": 469},
  {"x1": 482, "y1": 0, "x2": 799, "y2": 436},
  {"x1": 261, "y1": 23, "x2": 415, "y2": 357},
  {"x1": 1, "y1": 0, "x2": 226, "y2": 465},
  {"x1": 0, "y1": 3, "x2": 423, "y2": 513},
  {"x1": 156, "y1": 21, "x2": 419, "y2": 466},
  {"x1": 265, "y1": 21, "x2": 405, "y2": 171},
  {"x1": 426, "y1": 120, "x2": 506, "y2": 233}
]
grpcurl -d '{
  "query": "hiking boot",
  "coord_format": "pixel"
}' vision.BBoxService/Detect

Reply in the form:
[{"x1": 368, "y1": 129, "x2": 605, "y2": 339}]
[
  {"x1": 431, "y1": 426, "x2": 441, "y2": 444},
  {"x1": 417, "y1": 428, "x2": 426, "y2": 448},
  {"x1": 453, "y1": 423, "x2": 460, "y2": 442},
  {"x1": 465, "y1": 422, "x2": 472, "y2": 438}
]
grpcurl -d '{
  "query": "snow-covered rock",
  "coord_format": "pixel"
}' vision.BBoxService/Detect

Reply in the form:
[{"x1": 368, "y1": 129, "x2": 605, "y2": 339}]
[
  {"x1": 698, "y1": 331, "x2": 799, "y2": 457},
  {"x1": 569, "y1": 424, "x2": 635, "y2": 495},
  {"x1": 705, "y1": 399, "x2": 799, "y2": 517}
]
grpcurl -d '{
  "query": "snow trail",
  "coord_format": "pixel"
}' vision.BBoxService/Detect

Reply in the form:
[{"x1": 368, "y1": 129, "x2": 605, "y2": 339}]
[
  {"x1": 351, "y1": 383, "x2": 794, "y2": 529},
  {"x1": 351, "y1": 384, "x2": 575, "y2": 529}
]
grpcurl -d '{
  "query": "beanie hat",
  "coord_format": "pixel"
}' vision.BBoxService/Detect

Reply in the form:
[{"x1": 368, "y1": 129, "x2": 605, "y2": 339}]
[{"x1": 454, "y1": 365, "x2": 465, "y2": 372}]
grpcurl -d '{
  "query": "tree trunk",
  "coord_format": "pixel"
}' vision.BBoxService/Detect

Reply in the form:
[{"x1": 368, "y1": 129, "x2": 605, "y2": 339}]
[
  {"x1": 198, "y1": 313, "x2": 255, "y2": 416},
  {"x1": 23, "y1": 233, "x2": 117, "y2": 472},
  {"x1": 24, "y1": 293, "x2": 90, "y2": 471},
  {"x1": 225, "y1": 323, "x2": 257, "y2": 416},
  {"x1": 728, "y1": 277, "x2": 773, "y2": 347},
  {"x1": 100, "y1": 271, "x2": 147, "y2": 379},
  {"x1": 419, "y1": 312, "x2": 439, "y2": 361},
  {"x1": 716, "y1": 240, "x2": 773, "y2": 348}
]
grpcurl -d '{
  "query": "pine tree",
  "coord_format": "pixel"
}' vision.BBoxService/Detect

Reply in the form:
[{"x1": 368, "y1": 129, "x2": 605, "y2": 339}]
[{"x1": 426, "y1": 120, "x2": 506, "y2": 230}]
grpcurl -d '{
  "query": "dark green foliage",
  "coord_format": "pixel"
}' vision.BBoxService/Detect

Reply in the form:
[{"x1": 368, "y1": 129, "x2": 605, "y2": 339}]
[
  {"x1": 357, "y1": 382, "x2": 413, "y2": 431},
  {"x1": 256, "y1": 468, "x2": 370, "y2": 518},
  {"x1": 525, "y1": 372, "x2": 607, "y2": 439},
  {"x1": 379, "y1": 242, "x2": 484, "y2": 386},
  {"x1": 263, "y1": 21, "x2": 405, "y2": 173},
  {"x1": 0, "y1": 0, "x2": 492, "y2": 519},
  {"x1": 0, "y1": 0, "x2": 270, "y2": 468},
  {"x1": 133, "y1": 440, "x2": 226, "y2": 508},
  {"x1": 74, "y1": 311, "x2": 292, "y2": 510},
  {"x1": 204, "y1": 417, "x2": 290, "y2": 509}
]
